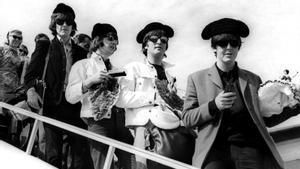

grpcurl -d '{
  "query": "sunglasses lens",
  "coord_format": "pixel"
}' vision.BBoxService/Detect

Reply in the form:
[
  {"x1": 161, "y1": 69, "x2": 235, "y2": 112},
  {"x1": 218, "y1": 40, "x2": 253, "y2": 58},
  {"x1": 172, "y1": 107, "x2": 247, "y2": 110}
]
[
  {"x1": 149, "y1": 38, "x2": 158, "y2": 43},
  {"x1": 65, "y1": 20, "x2": 73, "y2": 25},
  {"x1": 160, "y1": 38, "x2": 168, "y2": 44},
  {"x1": 217, "y1": 40, "x2": 239, "y2": 48},
  {"x1": 217, "y1": 40, "x2": 228, "y2": 48},
  {"x1": 56, "y1": 19, "x2": 63, "y2": 25},
  {"x1": 106, "y1": 34, "x2": 118, "y2": 41},
  {"x1": 12, "y1": 35, "x2": 22, "y2": 40},
  {"x1": 148, "y1": 37, "x2": 168, "y2": 44},
  {"x1": 56, "y1": 19, "x2": 73, "y2": 26},
  {"x1": 230, "y1": 40, "x2": 239, "y2": 47}
]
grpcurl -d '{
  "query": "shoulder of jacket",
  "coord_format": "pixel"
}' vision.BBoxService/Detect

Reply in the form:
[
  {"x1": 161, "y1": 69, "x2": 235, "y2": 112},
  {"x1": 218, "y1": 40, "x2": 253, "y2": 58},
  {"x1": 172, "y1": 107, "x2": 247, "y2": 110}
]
[
  {"x1": 189, "y1": 68, "x2": 210, "y2": 78},
  {"x1": 72, "y1": 58, "x2": 89, "y2": 68},
  {"x1": 240, "y1": 68, "x2": 260, "y2": 79},
  {"x1": 124, "y1": 61, "x2": 145, "y2": 69}
]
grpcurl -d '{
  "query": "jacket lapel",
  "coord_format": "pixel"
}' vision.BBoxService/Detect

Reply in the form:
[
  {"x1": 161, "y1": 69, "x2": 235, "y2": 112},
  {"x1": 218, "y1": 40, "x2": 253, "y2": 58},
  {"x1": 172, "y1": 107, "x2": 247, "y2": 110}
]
[
  {"x1": 208, "y1": 65, "x2": 223, "y2": 89},
  {"x1": 238, "y1": 69, "x2": 248, "y2": 96}
]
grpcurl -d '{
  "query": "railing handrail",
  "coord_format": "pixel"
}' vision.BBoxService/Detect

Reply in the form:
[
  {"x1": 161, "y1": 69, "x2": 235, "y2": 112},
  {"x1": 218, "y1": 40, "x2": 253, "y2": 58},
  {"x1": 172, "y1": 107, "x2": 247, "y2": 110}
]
[
  {"x1": 268, "y1": 118, "x2": 300, "y2": 133},
  {"x1": 0, "y1": 102, "x2": 199, "y2": 169}
]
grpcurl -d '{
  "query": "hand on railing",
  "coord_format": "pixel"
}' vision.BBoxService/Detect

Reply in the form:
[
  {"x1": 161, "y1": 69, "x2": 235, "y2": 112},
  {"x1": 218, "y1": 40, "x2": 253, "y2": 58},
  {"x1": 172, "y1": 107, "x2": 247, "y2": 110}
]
[{"x1": 26, "y1": 87, "x2": 42, "y2": 110}]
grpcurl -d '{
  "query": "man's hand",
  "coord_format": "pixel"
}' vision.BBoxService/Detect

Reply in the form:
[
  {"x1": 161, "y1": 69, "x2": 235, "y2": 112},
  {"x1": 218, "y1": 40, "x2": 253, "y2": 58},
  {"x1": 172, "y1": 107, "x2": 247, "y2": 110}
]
[
  {"x1": 84, "y1": 71, "x2": 114, "y2": 88},
  {"x1": 215, "y1": 91, "x2": 236, "y2": 111},
  {"x1": 26, "y1": 87, "x2": 43, "y2": 110},
  {"x1": 154, "y1": 93, "x2": 167, "y2": 111},
  {"x1": 168, "y1": 77, "x2": 177, "y2": 93}
]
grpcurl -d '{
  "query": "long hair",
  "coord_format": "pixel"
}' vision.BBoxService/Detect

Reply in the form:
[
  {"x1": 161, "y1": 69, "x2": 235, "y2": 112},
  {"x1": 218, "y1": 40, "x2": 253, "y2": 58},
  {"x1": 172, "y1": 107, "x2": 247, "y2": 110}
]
[
  {"x1": 49, "y1": 13, "x2": 77, "y2": 37},
  {"x1": 87, "y1": 36, "x2": 104, "y2": 57}
]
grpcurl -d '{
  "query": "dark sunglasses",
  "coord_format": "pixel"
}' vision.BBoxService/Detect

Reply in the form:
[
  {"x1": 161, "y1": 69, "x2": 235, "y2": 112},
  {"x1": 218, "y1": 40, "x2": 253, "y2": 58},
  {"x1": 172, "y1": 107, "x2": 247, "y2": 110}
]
[
  {"x1": 105, "y1": 33, "x2": 118, "y2": 41},
  {"x1": 56, "y1": 19, "x2": 74, "y2": 26},
  {"x1": 148, "y1": 37, "x2": 168, "y2": 44},
  {"x1": 11, "y1": 35, "x2": 22, "y2": 40},
  {"x1": 216, "y1": 39, "x2": 240, "y2": 48}
]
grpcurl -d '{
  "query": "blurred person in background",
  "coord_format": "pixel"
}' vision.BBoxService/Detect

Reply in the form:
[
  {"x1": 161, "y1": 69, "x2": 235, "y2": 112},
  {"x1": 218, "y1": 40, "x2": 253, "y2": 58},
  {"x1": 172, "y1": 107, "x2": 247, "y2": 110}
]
[
  {"x1": 19, "y1": 44, "x2": 30, "y2": 84},
  {"x1": 73, "y1": 33, "x2": 91, "y2": 52},
  {"x1": 0, "y1": 30, "x2": 24, "y2": 141}
]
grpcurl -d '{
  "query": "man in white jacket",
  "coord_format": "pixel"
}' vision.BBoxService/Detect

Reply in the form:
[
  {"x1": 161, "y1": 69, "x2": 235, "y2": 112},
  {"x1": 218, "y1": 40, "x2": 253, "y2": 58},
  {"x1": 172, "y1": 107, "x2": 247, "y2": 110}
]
[
  {"x1": 116, "y1": 22, "x2": 182, "y2": 169},
  {"x1": 66, "y1": 23, "x2": 134, "y2": 169}
]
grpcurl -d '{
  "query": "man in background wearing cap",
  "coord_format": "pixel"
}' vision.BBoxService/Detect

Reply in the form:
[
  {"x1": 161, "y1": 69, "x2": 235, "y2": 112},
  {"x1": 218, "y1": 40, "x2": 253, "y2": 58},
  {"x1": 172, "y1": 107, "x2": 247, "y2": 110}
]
[
  {"x1": 0, "y1": 29, "x2": 24, "y2": 142},
  {"x1": 73, "y1": 33, "x2": 91, "y2": 52},
  {"x1": 182, "y1": 18, "x2": 283, "y2": 169},
  {"x1": 24, "y1": 3, "x2": 91, "y2": 169},
  {"x1": 66, "y1": 23, "x2": 134, "y2": 169}
]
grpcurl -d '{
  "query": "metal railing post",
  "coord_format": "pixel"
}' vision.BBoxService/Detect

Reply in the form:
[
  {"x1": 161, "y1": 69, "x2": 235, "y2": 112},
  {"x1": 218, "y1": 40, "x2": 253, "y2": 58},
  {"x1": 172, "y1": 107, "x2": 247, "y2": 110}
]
[
  {"x1": 25, "y1": 119, "x2": 39, "y2": 154},
  {"x1": 103, "y1": 146, "x2": 115, "y2": 169},
  {"x1": 25, "y1": 108, "x2": 43, "y2": 154}
]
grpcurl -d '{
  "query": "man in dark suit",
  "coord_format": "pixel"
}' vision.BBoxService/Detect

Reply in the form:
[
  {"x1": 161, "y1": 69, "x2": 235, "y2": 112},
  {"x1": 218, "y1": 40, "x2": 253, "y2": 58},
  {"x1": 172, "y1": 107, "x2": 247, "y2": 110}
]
[
  {"x1": 182, "y1": 18, "x2": 284, "y2": 169},
  {"x1": 24, "y1": 3, "x2": 90, "y2": 169}
]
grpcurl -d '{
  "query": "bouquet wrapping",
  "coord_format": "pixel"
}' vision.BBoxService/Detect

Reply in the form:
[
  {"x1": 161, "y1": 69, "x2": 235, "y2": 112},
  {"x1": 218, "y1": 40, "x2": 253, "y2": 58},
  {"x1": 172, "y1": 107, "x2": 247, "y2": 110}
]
[
  {"x1": 154, "y1": 79, "x2": 184, "y2": 112},
  {"x1": 88, "y1": 78, "x2": 120, "y2": 120}
]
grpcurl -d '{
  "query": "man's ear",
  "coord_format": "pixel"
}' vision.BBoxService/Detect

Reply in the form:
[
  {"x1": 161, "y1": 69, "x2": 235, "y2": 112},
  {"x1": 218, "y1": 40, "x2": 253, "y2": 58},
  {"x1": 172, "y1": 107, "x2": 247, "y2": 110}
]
[
  {"x1": 144, "y1": 44, "x2": 149, "y2": 49},
  {"x1": 213, "y1": 48, "x2": 217, "y2": 56}
]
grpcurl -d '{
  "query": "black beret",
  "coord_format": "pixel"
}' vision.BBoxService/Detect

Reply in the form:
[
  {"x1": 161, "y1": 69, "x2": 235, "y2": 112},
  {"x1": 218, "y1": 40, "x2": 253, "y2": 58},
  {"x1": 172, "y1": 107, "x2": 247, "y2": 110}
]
[
  {"x1": 91, "y1": 23, "x2": 117, "y2": 40},
  {"x1": 52, "y1": 3, "x2": 75, "y2": 20},
  {"x1": 201, "y1": 18, "x2": 249, "y2": 40},
  {"x1": 136, "y1": 22, "x2": 174, "y2": 43}
]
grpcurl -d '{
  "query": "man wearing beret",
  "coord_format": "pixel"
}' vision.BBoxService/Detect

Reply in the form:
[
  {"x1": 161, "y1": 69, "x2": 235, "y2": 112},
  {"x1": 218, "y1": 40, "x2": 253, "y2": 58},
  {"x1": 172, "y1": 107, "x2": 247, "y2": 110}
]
[
  {"x1": 24, "y1": 3, "x2": 90, "y2": 169},
  {"x1": 117, "y1": 22, "x2": 193, "y2": 169},
  {"x1": 66, "y1": 23, "x2": 134, "y2": 169},
  {"x1": 182, "y1": 18, "x2": 284, "y2": 169}
]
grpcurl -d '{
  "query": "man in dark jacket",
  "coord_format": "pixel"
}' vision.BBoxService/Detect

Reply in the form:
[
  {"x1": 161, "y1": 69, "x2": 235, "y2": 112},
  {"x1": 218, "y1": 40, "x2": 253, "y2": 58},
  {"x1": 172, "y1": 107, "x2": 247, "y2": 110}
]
[{"x1": 24, "y1": 3, "x2": 90, "y2": 169}]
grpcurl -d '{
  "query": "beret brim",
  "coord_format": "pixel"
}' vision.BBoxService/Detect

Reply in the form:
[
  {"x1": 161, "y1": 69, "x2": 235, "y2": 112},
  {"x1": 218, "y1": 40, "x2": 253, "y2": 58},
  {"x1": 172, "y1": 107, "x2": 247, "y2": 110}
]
[
  {"x1": 53, "y1": 3, "x2": 75, "y2": 20},
  {"x1": 136, "y1": 22, "x2": 174, "y2": 43},
  {"x1": 201, "y1": 18, "x2": 249, "y2": 40},
  {"x1": 91, "y1": 23, "x2": 117, "y2": 40}
]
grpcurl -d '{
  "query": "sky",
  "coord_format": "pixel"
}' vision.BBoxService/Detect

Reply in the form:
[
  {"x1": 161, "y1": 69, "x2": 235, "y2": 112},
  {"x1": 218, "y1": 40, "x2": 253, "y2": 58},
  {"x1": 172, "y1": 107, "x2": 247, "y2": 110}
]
[{"x1": 1, "y1": 0, "x2": 300, "y2": 92}]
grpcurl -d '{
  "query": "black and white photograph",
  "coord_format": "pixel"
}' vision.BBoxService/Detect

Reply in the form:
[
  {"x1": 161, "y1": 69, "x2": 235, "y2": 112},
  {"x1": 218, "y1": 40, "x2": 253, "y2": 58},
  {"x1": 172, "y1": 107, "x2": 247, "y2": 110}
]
[{"x1": 0, "y1": 0, "x2": 300, "y2": 169}]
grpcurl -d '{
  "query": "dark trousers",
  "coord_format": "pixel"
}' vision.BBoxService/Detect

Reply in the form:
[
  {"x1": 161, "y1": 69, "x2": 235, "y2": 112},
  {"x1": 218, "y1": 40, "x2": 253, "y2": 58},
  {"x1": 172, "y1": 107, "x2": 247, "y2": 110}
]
[
  {"x1": 87, "y1": 107, "x2": 134, "y2": 169},
  {"x1": 43, "y1": 96, "x2": 92, "y2": 169},
  {"x1": 44, "y1": 124, "x2": 92, "y2": 169},
  {"x1": 203, "y1": 143, "x2": 264, "y2": 169}
]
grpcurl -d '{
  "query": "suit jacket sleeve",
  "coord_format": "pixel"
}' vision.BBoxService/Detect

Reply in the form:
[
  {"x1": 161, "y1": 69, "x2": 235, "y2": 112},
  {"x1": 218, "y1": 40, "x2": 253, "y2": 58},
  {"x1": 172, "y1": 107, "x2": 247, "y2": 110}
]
[
  {"x1": 182, "y1": 74, "x2": 215, "y2": 128},
  {"x1": 65, "y1": 59, "x2": 88, "y2": 104},
  {"x1": 24, "y1": 40, "x2": 50, "y2": 91}
]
